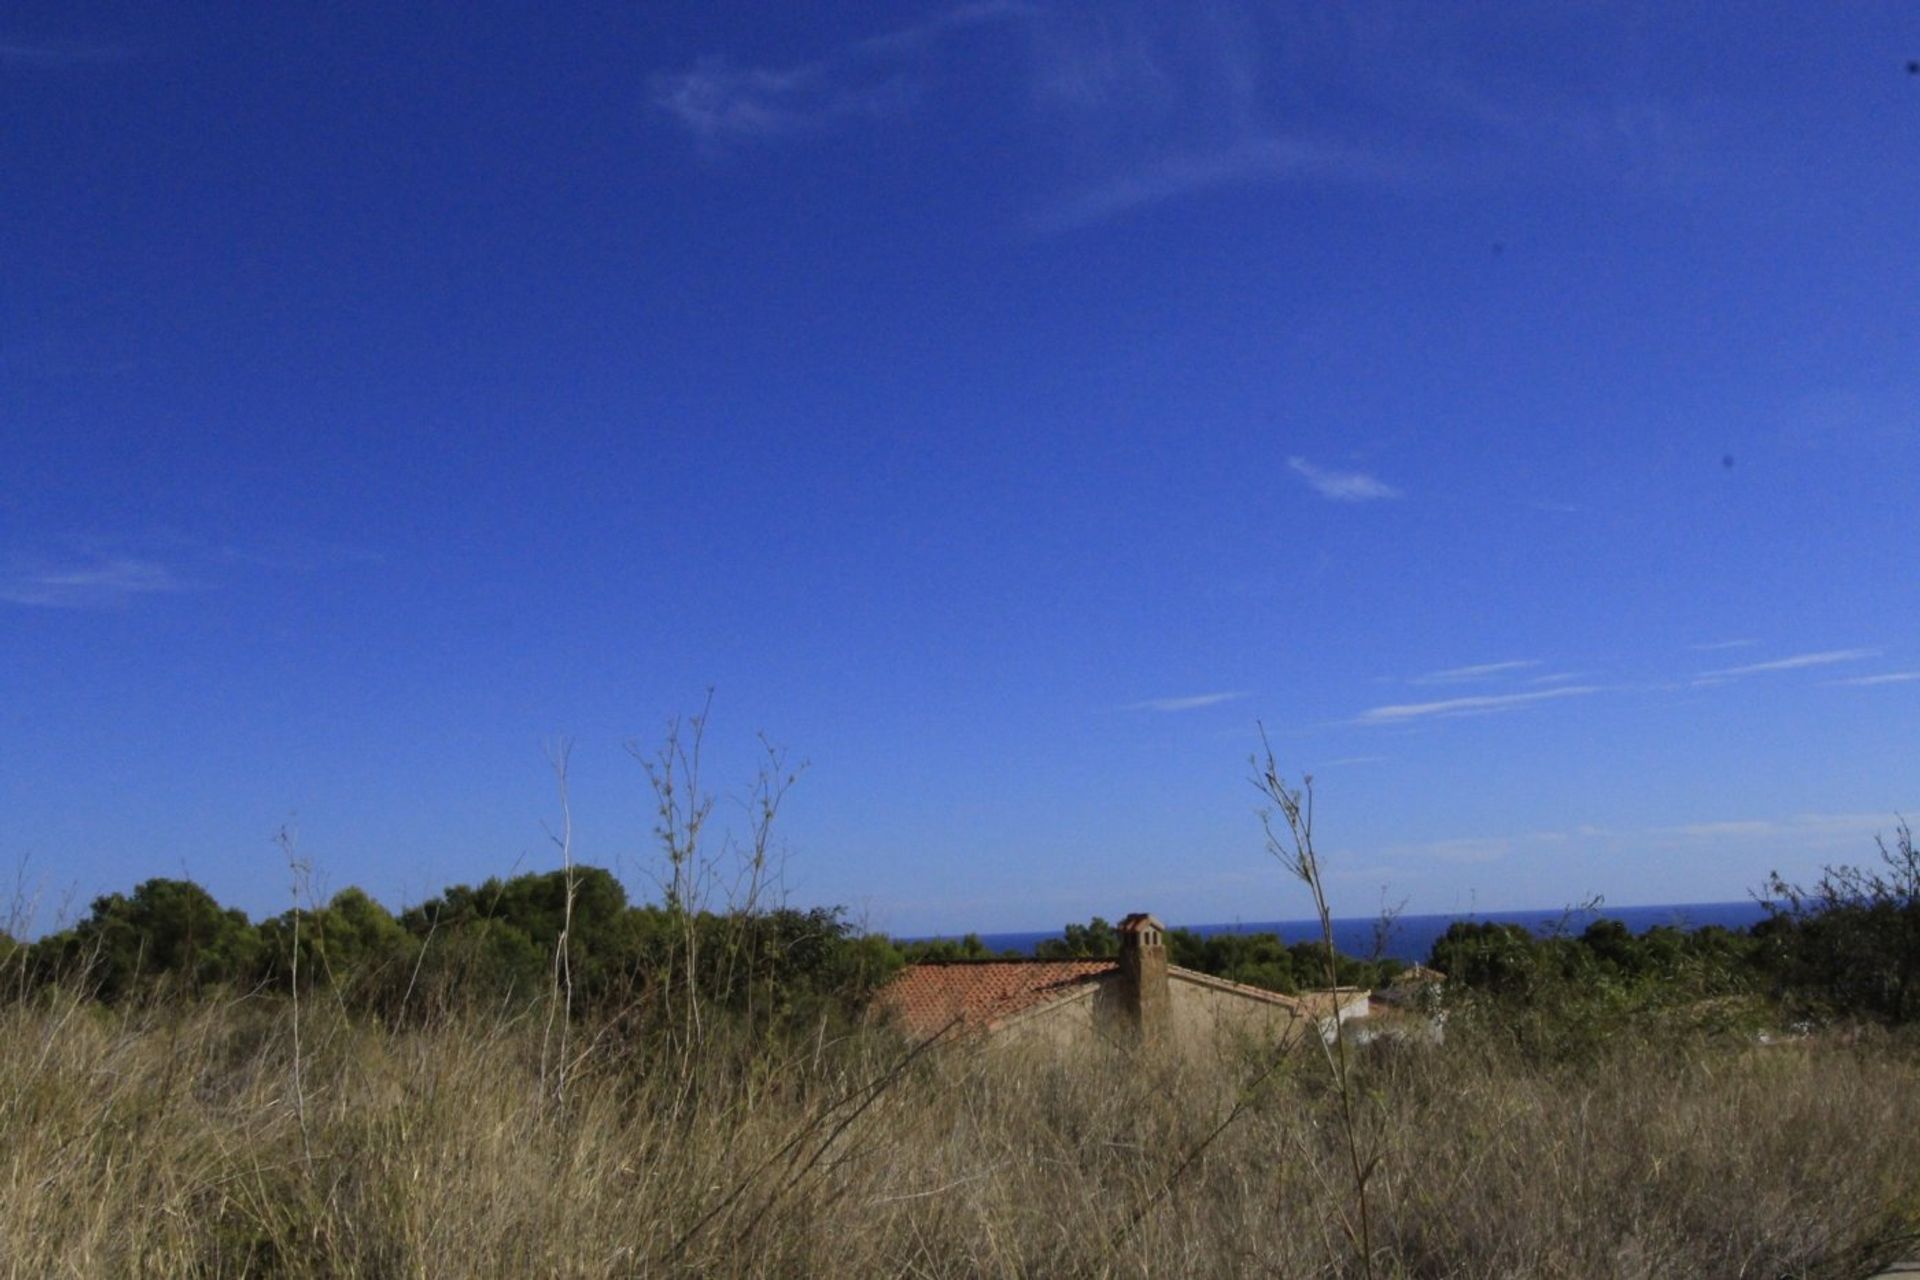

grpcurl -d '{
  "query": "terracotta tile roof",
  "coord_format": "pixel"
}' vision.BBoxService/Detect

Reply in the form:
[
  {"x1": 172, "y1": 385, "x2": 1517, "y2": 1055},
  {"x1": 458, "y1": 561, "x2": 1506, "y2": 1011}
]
[{"x1": 873, "y1": 960, "x2": 1116, "y2": 1039}]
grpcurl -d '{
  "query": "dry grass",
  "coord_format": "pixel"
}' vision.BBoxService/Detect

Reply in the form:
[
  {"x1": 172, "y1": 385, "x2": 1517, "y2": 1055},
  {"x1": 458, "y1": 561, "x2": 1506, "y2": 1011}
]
[{"x1": 2, "y1": 988, "x2": 1917, "y2": 1278}]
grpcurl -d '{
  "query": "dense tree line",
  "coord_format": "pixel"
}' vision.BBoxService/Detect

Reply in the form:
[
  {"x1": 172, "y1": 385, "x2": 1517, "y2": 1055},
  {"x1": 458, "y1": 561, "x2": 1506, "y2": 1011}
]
[
  {"x1": 1425, "y1": 918, "x2": 1762, "y2": 1005},
  {"x1": 1758, "y1": 821, "x2": 1920, "y2": 1023},
  {"x1": 1027, "y1": 823, "x2": 1920, "y2": 1027},
  {"x1": 1427, "y1": 823, "x2": 1920, "y2": 1028},
  {"x1": 6, "y1": 867, "x2": 902, "y2": 1033},
  {"x1": 9, "y1": 823, "x2": 1916, "y2": 1030},
  {"x1": 1028, "y1": 916, "x2": 1402, "y2": 993}
]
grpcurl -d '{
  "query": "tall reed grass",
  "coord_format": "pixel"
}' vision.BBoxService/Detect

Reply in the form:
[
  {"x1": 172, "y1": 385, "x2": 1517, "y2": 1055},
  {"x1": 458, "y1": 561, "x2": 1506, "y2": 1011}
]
[{"x1": 2, "y1": 983, "x2": 1915, "y2": 1277}]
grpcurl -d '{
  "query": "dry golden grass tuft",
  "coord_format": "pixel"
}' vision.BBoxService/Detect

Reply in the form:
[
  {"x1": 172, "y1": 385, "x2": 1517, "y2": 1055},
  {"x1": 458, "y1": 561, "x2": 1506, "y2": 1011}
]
[{"x1": 2, "y1": 985, "x2": 1917, "y2": 1277}]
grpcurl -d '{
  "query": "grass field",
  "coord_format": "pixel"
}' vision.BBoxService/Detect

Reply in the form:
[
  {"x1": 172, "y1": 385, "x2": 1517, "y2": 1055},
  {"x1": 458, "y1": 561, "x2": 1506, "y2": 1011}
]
[{"x1": 3, "y1": 984, "x2": 1917, "y2": 1278}]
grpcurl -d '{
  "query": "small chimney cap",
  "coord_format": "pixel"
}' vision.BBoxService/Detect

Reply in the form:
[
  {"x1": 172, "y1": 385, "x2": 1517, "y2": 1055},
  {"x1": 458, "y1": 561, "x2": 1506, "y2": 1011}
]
[{"x1": 1118, "y1": 912, "x2": 1165, "y2": 932}]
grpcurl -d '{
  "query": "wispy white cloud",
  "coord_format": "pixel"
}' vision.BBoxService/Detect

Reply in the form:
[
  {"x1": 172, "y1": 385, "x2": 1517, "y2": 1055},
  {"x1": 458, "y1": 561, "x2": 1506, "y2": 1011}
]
[
  {"x1": 1659, "y1": 820, "x2": 1777, "y2": 840},
  {"x1": 1121, "y1": 690, "x2": 1249, "y2": 713},
  {"x1": 1021, "y1": 3, "x2": 1730, "y2": 233},
  {"x1": 656, "y1": 0, "x2": 1735, "y2": 235},
  {"x1": 853, "y1": 1, "x2": 1035, "y2": 57},
  {"x1": 650, "y1": 57, "x2": 914, "y2": 142},
  {"x1": 1019, "y1": 3, "x2": 1429, "y2": 230},
  {"x1": 1411, "y1": 837, "x2": 1514, "y2": 865},
  {"x1": 1033, "y1": 135, "x2": 1416, "y2": 233},
  {"x1": 1383, "y1": 809, "x2": 1908, "y2": 870},
  {"x1": 1650, "y1": 811, "x2": 1900, "y2": 844},
  {"x1": 1410, "y1": 659, "x2": 1539, "y2": 685},
  {"x1": 0, "y1": 555, "x2": 192, "y2": 608},
  {"x1": 1384, "y1": 829, "x2": 1568, "y2": 866},
  {"x1": 1693, "y1": 648, "x2": 1876, "y2": 684},
  {"x1": 1689, "y1": 638, "x2": 1758, "y2": 652},
  {"x1": 1527, "y1": 671, "x2": 1592, "y2": 686},
  {"x1": 1287, "y1": 456, "x2": 1401, "y2": 503},
  {"x1": 1356, "y1": 685, "x2": 1601, "y2": 725},
  {"x1": 1830, "y1": 671, "x2": 1920, "y2": 688},
  {"x1": 650, "y1": 1, "x2": 1029, "y2": 144}
]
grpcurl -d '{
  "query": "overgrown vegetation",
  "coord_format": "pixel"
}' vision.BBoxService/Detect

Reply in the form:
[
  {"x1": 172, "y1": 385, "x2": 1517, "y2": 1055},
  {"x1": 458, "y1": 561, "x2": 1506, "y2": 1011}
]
[
  {"x1": 0, "y1": 973, "x2": 1915, "y2": 1277},
  {"x1": 12, "y1": 868, "x2": 900, "y2": 1032},
  {"x1": 1418, "y1": 820, "x2": 1920, "y2": 1060},
  {"x1": 4, "y1": 709, "x2": 1918, "y2": 1274},
  {"x1": 1032, "y1": 914, "x2": 1403, "y2": 991},
  {"x1": 1762, "y1": 820, "x2": 1920, "y2": 1024}
]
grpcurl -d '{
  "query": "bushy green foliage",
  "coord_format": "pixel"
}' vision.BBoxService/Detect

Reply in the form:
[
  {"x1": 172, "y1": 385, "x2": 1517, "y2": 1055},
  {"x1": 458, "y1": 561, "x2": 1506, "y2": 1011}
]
[
  {"x1": 1427, "y1": 921, "x2": 1548, "y2": 998},
  {"x1": 1430, "y1": 915, "x2": 1768, "y2": 1001},
  {"x1": 400, "y1": 867, "x2": 643, "y2": 1006},
  {"x1": 1425, "y1": 824, "x2": 1920, "y2": 1037},
  {"x1": 1761, "y1": 821, "x2": 1920, "y2": 1023},
  {"x1": 31, "y1": 878, "x2": 262, "y2": 1001},
  {"x1": 1032, "y1": 917, "x2": 1120, "y2": 960},
  {"x1": 1428, "y1": 916, "x2": 1765, "y2": 1007},
  {"x1": 16, "y1": 866, "x2": 900, "y2": 1033},
  {"x1": 897, "y1": 933, "x2": 1016, "y2": 962},
  {"x1": 1176, "y1": 928, "x2": 1400, "y2": 993},
  {"x1": 257, "y1": 887, "x2": 416, "y2": 1005},
  {"x1": 28, "y1": 818, "x2": 1919, "y2": 1042},
  {"x1": 1030, "y1": 916, "x2": 1398, "y2": 993},
  {"x1": 1424, "y1": 913, "x2": 1779, "y2": 1063}
]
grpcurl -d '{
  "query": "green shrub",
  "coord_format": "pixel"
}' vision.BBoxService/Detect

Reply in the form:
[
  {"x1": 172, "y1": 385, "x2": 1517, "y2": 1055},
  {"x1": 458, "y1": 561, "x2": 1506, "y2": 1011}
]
[{"x1": 1763, "y1": 821, "x2": 1920, "y2": 1023}]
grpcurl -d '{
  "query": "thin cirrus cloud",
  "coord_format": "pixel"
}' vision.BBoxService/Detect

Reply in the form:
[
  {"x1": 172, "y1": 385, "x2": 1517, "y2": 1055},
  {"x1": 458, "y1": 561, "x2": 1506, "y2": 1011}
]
[
  {"x1": 1388, "y1": 810, "x2": 1906, "y2": 868},
  {"x1": 650, "y1": 57, "x2": 912, "y2": 143},
  {"x1": 1121, "y1": 691, "x2": 1249, "y2": 713},
  {"x1": 651, "y1": 1, "x2": 1722, "y2": 239},
  {"x1": 1355, "y1": 685, "x2": 1601, "y2": 726},
  {"x1": 0, "y1": 555, "x2": 192, "y2": 608},
  {"x1": 649, "y1": 1, "x2": 1029, "y2": 144},
  {"x1": 1032, "y1": 136, "x2": 1418, "y2": 235},
  {"x1": 1688, "y1": 638, "x2": 1758, "y2": 652},
  {"x1": 1830, "y1": 671, "x2": 1920, "y2": 687},
  {"x1": 1692, "y1": 648, "x2": 1877, "y2": 684},
  {"x1": 1409, "y1": 659, "x2": 1539, "y2": 685},
  {"x1": 1383, "y1": 829, "x2": 1570, "y2": 867},
  {"x1": 1650, "y1": 811, "x2": 1903, "y2": 845},
  {"x1": 650, "y1": 1, "x2": 1420, "y2": 227},
  {"x1": 1286, "y1": 457, "x2": 1402, "y2": 503}
]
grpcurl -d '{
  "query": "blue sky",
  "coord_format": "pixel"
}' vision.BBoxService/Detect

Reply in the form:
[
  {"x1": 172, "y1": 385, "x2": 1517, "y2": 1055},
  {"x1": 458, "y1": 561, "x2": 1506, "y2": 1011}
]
[{"x1": 4, "y1": 2, "x2": 1917, "y2": 937}]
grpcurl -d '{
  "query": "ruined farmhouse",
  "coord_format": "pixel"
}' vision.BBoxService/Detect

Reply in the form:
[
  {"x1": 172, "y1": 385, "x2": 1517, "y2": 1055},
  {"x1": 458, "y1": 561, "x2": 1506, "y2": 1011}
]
[{"x1": 874, "y1": 913, "x2": 1369, "y2": 1054}]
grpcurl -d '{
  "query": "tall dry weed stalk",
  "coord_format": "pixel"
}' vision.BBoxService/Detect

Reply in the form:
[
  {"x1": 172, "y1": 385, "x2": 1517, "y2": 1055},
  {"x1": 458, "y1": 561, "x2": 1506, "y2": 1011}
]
[
  {"x1": 275, "y1": 823, "x2": 316, "y2": 1172},
  {"x1": 632, "y1": 695, "x2": 717, "y2": 1076},
  {"x1": 1255, "y1": 729, "x2": 1378, "y2": 1279},
  {"x1": 540, "y1": 736, "x2": 577, "y2": 1103},
  {"x1": 628, "y1": 695, "x2": 810, "y2": 1091}
]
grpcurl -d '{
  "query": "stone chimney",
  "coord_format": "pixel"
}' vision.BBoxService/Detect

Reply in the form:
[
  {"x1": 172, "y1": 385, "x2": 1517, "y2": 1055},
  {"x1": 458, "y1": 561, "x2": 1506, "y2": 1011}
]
[{"x1": 1116, "y1": 912, "x2": 1170, "y2": 1046}]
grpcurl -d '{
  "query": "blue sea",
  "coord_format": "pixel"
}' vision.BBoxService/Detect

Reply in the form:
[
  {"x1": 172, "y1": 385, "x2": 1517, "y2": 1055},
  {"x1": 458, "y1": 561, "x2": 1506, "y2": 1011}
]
[{"x1": 947, "y1": 901, "x2": 1772, "y2": 966}]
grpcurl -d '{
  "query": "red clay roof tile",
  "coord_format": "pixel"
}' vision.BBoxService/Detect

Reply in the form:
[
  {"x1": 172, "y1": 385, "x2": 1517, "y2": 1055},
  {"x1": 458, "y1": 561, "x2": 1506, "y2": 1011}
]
[{"x1": 873, "y1": 960, "x2": 1115, "y2": 1039}]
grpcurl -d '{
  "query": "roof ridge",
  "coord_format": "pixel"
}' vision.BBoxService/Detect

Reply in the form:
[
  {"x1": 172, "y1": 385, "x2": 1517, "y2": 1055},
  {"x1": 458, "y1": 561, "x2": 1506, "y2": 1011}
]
[
  {"x1": 1167, "y1": 964, "x2": 1308, "y2": 1009},
  {"x1": 903, "y1": 957, "x2": 1117, "y2": 966}
]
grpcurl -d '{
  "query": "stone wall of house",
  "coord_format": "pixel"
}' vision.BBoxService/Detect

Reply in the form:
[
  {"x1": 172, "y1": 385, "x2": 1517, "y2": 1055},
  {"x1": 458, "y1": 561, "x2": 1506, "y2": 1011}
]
[
  {"x1": 988, "y1": 970, "x2": 1306, "y2": 1058},
  {"x1": 1164, "y1": 972, "x2": 1305, "y2": 1053},
  {"x1": 990, "y1": 981, "x2": 1108, "y2": 1054}
]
